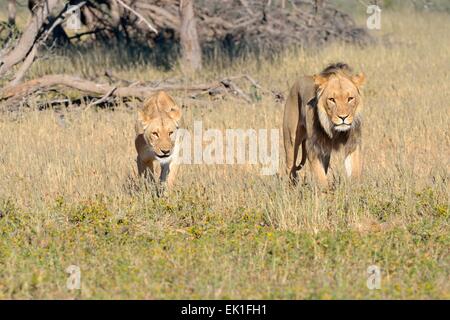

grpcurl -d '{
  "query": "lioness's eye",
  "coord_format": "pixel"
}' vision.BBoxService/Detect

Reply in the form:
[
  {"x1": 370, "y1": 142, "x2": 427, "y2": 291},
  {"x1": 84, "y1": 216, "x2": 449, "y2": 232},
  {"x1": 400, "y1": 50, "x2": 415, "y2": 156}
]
[
  {"x1": 348, "y1": 97, "x2": 354, "y2": 102},
  {"x1": 328, "y1": 98, "x2": 335, "y2": 103},
  {"x1": 169, "y1": 131, "x2": 174, "y2": 136},
  {"x1": 152, "y1": 132, "x2": 159, "y2": 138}
]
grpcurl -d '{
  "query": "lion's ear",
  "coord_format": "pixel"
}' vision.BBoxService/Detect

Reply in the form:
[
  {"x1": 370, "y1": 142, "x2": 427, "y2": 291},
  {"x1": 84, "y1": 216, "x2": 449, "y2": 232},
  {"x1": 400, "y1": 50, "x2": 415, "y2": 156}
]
[
  {"x1": 313, "y1": 74, "x2": 328, "y2": 88},
  {"x1": 352, "y1": 73, "x2": 366, "y2": 88}
]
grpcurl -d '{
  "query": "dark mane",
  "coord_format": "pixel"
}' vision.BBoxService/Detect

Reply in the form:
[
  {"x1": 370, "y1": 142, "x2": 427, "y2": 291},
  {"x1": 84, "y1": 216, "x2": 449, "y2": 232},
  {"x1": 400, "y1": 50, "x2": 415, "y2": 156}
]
[{"x1": 320, "y1": 62, "x2": 353, "y2": 77}]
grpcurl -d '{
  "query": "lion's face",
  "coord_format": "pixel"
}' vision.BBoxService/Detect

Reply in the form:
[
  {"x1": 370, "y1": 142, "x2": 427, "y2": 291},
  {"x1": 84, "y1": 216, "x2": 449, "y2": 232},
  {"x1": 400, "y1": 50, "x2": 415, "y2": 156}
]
[
  {"x1": 314, "y1": 73, "x2": 365, "y2": 136},
  {"x1": 139, "y1": 92, "x2": 182, "y2": 162}
]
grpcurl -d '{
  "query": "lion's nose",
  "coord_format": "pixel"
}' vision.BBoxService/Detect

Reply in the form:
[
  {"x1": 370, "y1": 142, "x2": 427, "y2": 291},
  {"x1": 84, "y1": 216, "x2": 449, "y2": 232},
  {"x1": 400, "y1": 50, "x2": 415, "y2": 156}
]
[
  {"x1": 338, "y1": 115, "x2": 349, "y2": 121},
  {"x1": 161, "y1": 149, "x2": 171, "y2": 155}
]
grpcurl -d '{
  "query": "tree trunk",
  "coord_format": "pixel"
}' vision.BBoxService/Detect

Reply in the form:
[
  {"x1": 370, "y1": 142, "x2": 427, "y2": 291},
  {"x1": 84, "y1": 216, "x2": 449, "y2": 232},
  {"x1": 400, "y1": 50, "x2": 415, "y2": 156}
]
[
  {"x1": 0, "y1": 0, "x2": 61, "y2": 77},
  {"x1": 179, "y1": 0, "x2": 202, "y2": 72},
  {"x1": 8, "y1": 0, "x2": 16, "y2": 25},
  {"x1": 108, "y1": 0, "x2": 121, "y2": 27}
]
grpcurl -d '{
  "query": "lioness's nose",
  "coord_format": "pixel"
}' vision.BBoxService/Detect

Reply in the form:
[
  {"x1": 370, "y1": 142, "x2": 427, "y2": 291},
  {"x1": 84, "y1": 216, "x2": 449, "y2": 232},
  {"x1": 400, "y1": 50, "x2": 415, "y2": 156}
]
[
  {"x1": 338, "y1": 115, "x2": 349, "y2": 121},
  {"x1": 161, "y1": 149, "x2": 170, "y2": 155}
]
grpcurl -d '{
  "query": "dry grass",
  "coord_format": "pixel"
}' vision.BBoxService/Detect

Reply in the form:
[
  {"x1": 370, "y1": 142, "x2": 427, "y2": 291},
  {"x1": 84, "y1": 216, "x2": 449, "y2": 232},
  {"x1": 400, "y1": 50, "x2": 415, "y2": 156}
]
[{"x1": 0, "y1": 9, "x2": 449, "y2": 299}]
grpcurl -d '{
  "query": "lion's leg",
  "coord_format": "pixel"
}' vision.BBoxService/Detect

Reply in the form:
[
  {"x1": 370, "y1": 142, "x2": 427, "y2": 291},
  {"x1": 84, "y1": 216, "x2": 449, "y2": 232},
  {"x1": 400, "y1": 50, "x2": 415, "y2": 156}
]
[
  {"x1": 344, "y1": 145, "x2": 362, "y2": 180},
  {"x1": 309, "y1": 157, "x2": 328, "y2": 187},
  {"x1": 283, "y1": 84, "x2": 302, "y2": 182},
  {"x1": 307, "y1": 146, "x2": 330, "y2": 188},
  {"x1": 285, "y1": 124, "x2": 306, "y2": 184},
  {"x1": 298, "y1": 139, "x2": 307, "y2": 170},
  {"x1": 291, "y1": 127, "x2": 307, "y2": 184},
  {"x1": 283, "y1": 123, "x2": 296, "y2": 176}
]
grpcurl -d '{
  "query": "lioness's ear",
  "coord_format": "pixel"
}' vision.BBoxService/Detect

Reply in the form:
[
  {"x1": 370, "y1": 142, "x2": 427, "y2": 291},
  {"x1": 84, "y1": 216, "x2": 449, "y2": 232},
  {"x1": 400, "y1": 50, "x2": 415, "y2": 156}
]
[
  {"x1": 352, "y1": 73, "x2": 366, "y2": 88},
  {"x1": 138, "y1": 108, "x2": 151, "y2": 127},
  {"x1": 167, "y1": 105, "x2": 182, "y2": 122},
  {"x1": 139, "y1": 94, "x2": 159, "y2": 126},
  {"x1": 156, "y1": 91, "x2": 174, "y2": 108},
  {"x1": 156, "y1": 91, "x2": 182, "y2": 122},
  {"x1": 313, "y1": 74, "x2": 328, "y2": 88}
]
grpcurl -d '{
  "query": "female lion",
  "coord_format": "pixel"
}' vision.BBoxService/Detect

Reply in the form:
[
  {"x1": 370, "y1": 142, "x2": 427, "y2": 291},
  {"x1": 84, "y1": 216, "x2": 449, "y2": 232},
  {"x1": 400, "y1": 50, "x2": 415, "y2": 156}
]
[{"x1": 135, "y1": 91, "x2": 182, "y2": 190}]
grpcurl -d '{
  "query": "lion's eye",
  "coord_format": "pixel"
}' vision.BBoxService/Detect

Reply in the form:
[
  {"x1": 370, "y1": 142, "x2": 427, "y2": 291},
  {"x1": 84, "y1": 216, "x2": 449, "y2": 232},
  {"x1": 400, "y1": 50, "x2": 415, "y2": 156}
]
[
  {"x1": 348, "y1": 97, "x2": 354, "y2": 102},
  {"x1": 169, "y1": 131, "x2": 174, "y2": 136},
  {"x1": 152, "y1": 132, "x2": 159, "y2": 138},
  {"x1": 328, "y1": 98, "x2": 335, "y2": 103}
]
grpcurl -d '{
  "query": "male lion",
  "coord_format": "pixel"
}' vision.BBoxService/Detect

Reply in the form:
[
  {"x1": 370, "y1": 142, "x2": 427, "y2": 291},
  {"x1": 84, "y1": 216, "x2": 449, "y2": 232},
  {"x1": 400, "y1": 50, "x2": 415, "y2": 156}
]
[
  {"x1": 135, "y1": 91, "x2": 182, "y2": 189},
  {"x1": 283, "y1": 63, "x2": 365, "y2": 187}
]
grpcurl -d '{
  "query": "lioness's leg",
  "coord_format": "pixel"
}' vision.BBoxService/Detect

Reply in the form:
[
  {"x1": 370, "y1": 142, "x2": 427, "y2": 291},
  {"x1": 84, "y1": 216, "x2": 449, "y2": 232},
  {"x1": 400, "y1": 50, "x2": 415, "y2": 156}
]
[
  {"x1": 159, "y1": 161, "x2": 178, "y2": 194},
  {"x1": 166, "y1": 162, "x2": 179, "y2": 189},
  {"x1": 159, "y1": 162, "x2": 173, "y2": 183},
  {"x1": 137, "y1": 155, "x2": 146, "y2": 176},
  {"x1": 344, "y1": 145, "x2": 362, "y2": 180},
  {"x1": 137, "y1": 155, "x2": 155, "y2": 181}
]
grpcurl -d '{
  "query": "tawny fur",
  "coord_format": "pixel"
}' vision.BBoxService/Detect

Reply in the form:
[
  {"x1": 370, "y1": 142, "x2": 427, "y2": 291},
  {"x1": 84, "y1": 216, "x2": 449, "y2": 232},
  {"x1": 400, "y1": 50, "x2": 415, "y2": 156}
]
[
  {"x1": 135, "y1": 91, "x2": 182, "y2": 190},
  {"x1": 283, "y1": 63, "x2": 365, "y2": 187}
]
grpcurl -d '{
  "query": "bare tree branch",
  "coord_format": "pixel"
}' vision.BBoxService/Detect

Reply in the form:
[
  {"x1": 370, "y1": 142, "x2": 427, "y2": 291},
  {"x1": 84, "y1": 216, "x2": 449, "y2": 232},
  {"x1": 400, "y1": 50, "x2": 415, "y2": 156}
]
[
  {"x1": 9, "y1": 45, "x2": 38, "y2": 86},
  {"x1": 7, "y1": 1, "x2": 87, "y2": 86},
  {"x1": 0, "y1": 0, "x2": 61, "y2": 77},
  {"x1": 8, "y1": 0, "x2": 17, "y2": 25},
  {"x1": 107, "y1": 0, "x2": 121, "y2": 27},
  {"x1": 239, "y1": 0, "x2": 254, "y2": 16},
  {"x1": 116, "y1": 0, "x2": 158, "y2": 34},
  {"x1": 85, "y1": 86, "x2": 117, "y2": 109}
]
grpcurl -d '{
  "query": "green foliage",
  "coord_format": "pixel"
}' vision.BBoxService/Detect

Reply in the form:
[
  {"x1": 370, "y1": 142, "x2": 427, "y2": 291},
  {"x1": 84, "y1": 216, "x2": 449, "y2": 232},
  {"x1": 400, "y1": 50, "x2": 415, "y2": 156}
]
[{"x1": 0, "y1": 185, "x2": 448, "y2": 299}]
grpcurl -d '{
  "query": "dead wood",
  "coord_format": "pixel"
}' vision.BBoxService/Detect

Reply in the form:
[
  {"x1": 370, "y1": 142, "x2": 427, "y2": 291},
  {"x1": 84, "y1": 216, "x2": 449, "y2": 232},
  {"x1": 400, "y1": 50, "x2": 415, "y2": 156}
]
[
  {"x1": 5, "y1": 2, "x2": 87, "y2": 86},
  {"x1": 8, "y1": 0, "x2": 17, "y2": 25},
  {"x1": 0, "y1": 0, "x2": 61, "y2": 77},
  {"x1": 0, "y1": 73, "x2": 269, "y2": 108}
]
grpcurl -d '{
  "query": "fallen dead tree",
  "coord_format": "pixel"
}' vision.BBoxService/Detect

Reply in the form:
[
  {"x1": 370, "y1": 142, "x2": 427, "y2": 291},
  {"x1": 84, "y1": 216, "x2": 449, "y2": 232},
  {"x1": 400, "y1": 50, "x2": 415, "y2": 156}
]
[{"x1": 0, "y1": 73, "x2": 276, "y2": 109}]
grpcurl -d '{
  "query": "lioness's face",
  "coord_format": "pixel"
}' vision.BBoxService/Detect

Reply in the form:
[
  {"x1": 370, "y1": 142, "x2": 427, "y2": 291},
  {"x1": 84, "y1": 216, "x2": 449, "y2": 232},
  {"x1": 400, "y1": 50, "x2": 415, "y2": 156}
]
[
  {"x1": 144, "y1": 116, "x2": 179, "y2": 160},
  {"x1": 315, "y1": 73, "x2": 365, "y2": 132},
  {"x1": 139, "y1": 91, "x2": 182, "y2": 162}
]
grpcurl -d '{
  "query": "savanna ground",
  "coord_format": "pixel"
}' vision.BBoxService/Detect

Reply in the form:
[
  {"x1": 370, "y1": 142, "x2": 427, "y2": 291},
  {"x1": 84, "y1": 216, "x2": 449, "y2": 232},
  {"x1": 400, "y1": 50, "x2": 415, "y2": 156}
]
[{"x1": 0, "y1": 5, "x2": 449, "y2": 299}]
